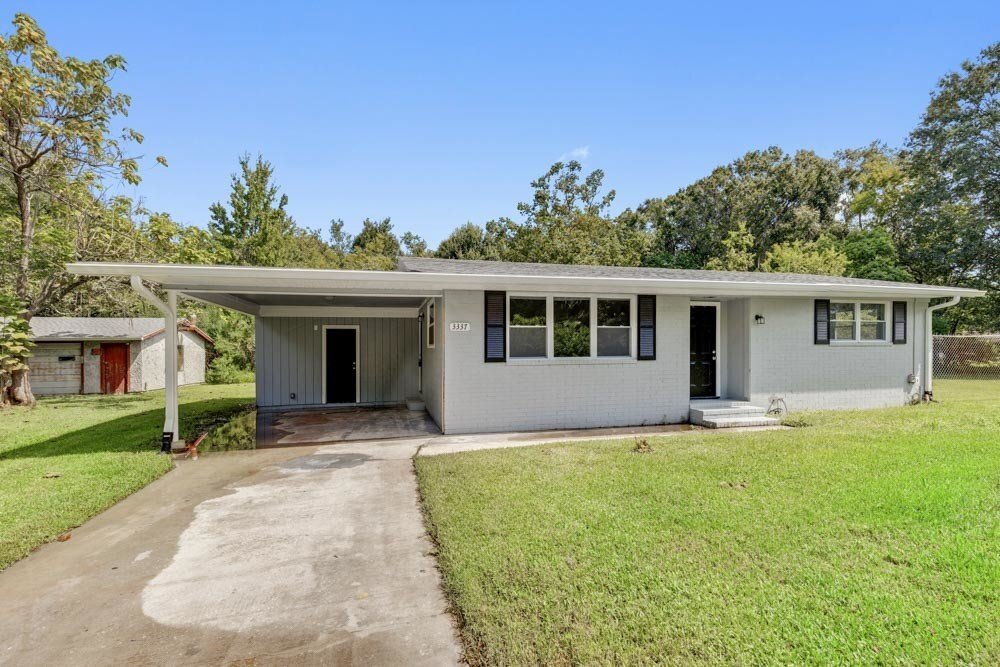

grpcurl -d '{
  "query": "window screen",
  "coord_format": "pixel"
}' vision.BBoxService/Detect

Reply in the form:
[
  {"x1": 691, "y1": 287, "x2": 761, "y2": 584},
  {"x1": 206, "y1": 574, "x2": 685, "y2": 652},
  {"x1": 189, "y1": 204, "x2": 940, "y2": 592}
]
[
  {"x1": 509, "y1": 297, "x2": 547, "y2": 358},
  {"x1": 597, "y1": 298, "x2": 630, "y2": 357}
]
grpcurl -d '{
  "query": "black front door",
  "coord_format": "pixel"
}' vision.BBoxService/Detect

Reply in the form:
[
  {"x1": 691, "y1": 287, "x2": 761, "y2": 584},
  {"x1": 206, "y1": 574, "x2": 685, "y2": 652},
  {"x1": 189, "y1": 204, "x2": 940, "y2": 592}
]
[
  {"x1": 690, "y1": 306, "x2": 717, "y2": 398},
  {"x1": 326, "y1": 328, "x2": 357, "y2": 403}
]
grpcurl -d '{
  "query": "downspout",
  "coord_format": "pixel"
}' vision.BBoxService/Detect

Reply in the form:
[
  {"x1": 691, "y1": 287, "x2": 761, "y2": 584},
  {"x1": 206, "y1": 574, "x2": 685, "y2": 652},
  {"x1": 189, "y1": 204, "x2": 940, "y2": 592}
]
[
  {"x1": 130, "y1": 276, "x2": 180, "y2": 452},
  {"x1": 923, "y1": 296, "x2": 961, "y2": 401}
]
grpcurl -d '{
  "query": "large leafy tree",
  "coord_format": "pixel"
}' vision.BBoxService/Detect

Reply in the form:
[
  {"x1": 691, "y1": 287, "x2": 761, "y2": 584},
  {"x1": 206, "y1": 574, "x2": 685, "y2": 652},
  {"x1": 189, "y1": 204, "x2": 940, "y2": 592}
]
[
  {"x1": 643, "y1": 148, "x2": 843, "y2": 269},
  {"x1": 437, "y1": 161, "x2": 650, "y2": 266},
  {"x1": 901, "y1": 41, "x2": 999, "y2": 332},
  {"x1": 0, "y1": 13, "x2": 158, "y2": 405},
  {"x1": 509, "y1": 161, "x2": 650, "y2": 265},
  {"x1": 436, "y1": 222, "x2": 491, "y2": 259}
]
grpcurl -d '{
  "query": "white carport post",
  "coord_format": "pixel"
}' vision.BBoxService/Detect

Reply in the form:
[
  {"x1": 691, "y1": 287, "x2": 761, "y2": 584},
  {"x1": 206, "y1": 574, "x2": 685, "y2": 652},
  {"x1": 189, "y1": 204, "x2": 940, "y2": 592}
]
[{"x1": 130, "y1": 276, "x2": 181, "y2": 452}]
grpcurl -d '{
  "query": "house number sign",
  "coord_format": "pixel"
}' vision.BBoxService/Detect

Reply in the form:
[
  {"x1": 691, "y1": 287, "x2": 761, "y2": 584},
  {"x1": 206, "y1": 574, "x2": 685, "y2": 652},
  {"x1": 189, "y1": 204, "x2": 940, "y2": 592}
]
[{"x1": 449, "y1": 322, "x2": 471, "y2": 332}]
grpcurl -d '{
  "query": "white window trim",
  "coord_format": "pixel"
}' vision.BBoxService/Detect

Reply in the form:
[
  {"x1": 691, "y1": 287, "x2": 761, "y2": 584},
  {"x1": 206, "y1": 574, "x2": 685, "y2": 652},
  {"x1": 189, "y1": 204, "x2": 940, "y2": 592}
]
[
  {"x1": 426, "y1": 301, "x2": 436, "y2": 349},
  {"x1": 830, "y1": 301, "x2": 892, "y2": 345},
  {"x1": 506, "y1": 293, "x2": 637, "y2": 361}
]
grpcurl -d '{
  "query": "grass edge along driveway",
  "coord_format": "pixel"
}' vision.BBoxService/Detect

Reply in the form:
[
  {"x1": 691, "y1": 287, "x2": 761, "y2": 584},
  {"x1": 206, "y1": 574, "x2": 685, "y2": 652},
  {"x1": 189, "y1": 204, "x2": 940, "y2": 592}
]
[
  {"x1": 0, "y1": 383, "x2": 254, "y2": 570},
  {"x1": 416, "y1": 380, "x2": 1000, "y2": 665}
]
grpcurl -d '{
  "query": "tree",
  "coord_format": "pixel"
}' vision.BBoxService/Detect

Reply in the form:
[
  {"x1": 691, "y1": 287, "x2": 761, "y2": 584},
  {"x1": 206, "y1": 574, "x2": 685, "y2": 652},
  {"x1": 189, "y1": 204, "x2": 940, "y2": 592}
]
[
  {"x1": 401, "y1": 231, "x2": 429, "y2": 257},
  {"x1": 839, "y1": 228, "x2": 912, "y2": 282},
  {"x1": 762, "y1": 238, "x2": 848, "y2": 276},
  {"x1": 436, "y1": 222, "x2": 489, "y2": 259},
  {"x1": 0, "y1": 294, "x2": 34, "y2": 408},
  {"x1": 345, "y1": 217, "x2": 399, "y2": 270},
  {"x1": 648, "y1": 148, "x2": 844, "y2": 269},
  {"x1": 209, "y1": 155, "x2": 297, "y2": 267},
  {"x1": 837, "y1": 144, "x2": 907, "y2": 232},
  {"x1": 705, "y1": 222, "x2": 755, "y2": 271},
  {"x1": 455, "y1": 161, "x2": 650, "y2": 266},
  {"x1": 901, "y1": 41, "x2": 999, "y2": 332},
  {"x1": 0, "y1": 13, "x2": 158, "y2": 404}
]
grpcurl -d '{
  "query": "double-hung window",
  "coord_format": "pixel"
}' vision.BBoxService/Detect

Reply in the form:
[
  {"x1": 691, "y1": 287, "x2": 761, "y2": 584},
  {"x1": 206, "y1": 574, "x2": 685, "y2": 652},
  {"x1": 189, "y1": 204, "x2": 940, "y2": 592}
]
[
  {"x1": 508, "y1": 295, "x2": 634, "y2": 359},
  {"x1": 597, "y1": 298, "x2": 631, "y2": 357},
  {"x1": 509, "y1": 297, "x2": 547, "y2": 358},
  {"x1": 831, "y1": 301, "x2": 888, "y2": 343}
]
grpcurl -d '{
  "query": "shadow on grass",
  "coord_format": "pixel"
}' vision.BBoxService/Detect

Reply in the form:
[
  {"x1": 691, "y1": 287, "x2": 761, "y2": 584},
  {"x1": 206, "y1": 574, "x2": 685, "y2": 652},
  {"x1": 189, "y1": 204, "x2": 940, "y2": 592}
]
[
  {"x1": 36, "y1": 394, "x2": 158, "y2": 411},
  {"x1": 0, "y1": 398, "x2": 254, "y2": 460}
]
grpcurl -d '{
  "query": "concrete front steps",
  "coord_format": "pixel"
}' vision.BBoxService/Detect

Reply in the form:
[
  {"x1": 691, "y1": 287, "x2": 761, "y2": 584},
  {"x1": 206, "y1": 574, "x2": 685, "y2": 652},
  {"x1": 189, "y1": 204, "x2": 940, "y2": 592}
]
[{"x1": 689, "y1": 400, "x2": 781, "y2": 429}]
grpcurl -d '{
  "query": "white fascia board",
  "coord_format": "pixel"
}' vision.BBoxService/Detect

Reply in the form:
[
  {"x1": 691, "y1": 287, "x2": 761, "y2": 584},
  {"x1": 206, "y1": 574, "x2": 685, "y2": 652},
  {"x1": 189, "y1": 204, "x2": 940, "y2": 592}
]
[
  {"x1": 257, "y1": 306, "x2": 419, "y2": 318},
  {"x1": 67, "y1": 262, "x2": 987, "y2": 300}
]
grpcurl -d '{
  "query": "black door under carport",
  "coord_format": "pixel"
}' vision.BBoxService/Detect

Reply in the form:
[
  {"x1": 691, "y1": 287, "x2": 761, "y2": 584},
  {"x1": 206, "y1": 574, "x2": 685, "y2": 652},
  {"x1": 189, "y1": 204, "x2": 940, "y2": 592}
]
[{"x1": 325, "y1": 328, "x2": 357, "y2": 403}]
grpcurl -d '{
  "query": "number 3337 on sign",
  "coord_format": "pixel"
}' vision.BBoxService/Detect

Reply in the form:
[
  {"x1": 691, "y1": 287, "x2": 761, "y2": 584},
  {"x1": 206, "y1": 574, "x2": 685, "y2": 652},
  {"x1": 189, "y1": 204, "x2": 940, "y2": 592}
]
[{"x1": 449, "y1": 322, "x2": 471, "y2": 332}]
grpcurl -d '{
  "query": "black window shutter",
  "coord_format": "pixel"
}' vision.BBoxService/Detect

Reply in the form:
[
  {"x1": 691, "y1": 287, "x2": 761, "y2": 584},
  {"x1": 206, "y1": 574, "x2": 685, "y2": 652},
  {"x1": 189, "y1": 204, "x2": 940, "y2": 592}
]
[
  {"x1": 637, "y1": 295, "x2": 656, "y2": 360},
  {"x1": 892, "y1": 301, "x2": 907, "y2": 344},
  {"x1": 484, "y1": 291, "x2": 506, "y2": 362},
  {"x1": 814, "y1": 299, "x2": 830, "y2": 344}
]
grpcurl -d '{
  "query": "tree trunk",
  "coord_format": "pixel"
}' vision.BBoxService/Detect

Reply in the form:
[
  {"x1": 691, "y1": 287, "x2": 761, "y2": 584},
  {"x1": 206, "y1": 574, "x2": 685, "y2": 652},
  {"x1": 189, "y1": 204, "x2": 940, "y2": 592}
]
[
  {"x1": 12, "y1": 174, "x2": 37, "y2": 406},
  {"x1": 7, "y1": 368, "x2": 35, "y2": 407}
]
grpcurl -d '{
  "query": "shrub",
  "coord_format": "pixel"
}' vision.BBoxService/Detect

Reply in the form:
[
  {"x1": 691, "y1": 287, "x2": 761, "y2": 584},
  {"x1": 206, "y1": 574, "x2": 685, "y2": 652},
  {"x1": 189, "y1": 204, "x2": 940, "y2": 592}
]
[
  {"x1": 198, "y1": 410, "x2": 257, "y2": 452},
  {"x1": 206, "y1": 356, "x2": 255, "y2": 385}
]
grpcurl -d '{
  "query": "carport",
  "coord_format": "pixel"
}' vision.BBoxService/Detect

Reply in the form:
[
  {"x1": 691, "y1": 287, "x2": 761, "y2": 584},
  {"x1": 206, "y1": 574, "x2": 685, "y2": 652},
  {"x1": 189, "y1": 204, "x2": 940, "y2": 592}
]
[{"x1": 68, "y1": 262, "x2": 448, "y2": 451}]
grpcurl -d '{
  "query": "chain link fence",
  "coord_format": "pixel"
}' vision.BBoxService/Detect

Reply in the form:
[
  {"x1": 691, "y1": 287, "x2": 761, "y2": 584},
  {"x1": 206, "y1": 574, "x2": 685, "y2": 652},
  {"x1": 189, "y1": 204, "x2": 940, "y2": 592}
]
[{"x1": 933, "y1": 335, "x2": 1000, "y2": 379}]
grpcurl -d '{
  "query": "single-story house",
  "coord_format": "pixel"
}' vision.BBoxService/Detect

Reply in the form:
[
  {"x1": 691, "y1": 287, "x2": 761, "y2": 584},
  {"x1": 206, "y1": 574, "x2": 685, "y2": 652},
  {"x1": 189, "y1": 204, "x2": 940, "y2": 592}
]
[
  {"x1": 28, "y1": 317, "x2": 212, "y2": 396},
  {"x1": 67, "y1": 258, "x2": 983, "y2": 446}
]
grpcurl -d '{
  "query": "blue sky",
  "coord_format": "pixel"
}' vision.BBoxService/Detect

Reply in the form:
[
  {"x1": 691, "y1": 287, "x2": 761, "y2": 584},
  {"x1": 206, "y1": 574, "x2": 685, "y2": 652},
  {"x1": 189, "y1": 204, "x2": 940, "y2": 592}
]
[{"x1": 12, "y1": 1, "x2": 1000, "y2": 246}]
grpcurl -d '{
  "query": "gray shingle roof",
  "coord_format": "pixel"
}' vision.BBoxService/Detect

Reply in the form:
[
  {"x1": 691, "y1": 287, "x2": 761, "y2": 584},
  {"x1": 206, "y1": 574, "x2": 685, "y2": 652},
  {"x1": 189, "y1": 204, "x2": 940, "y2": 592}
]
[
  {"x1": 28, "y1": 317, "x2": 167, "y2": 341},
  {"x1": 396, "y1": 256, "x2": 937, "y2": 289}
]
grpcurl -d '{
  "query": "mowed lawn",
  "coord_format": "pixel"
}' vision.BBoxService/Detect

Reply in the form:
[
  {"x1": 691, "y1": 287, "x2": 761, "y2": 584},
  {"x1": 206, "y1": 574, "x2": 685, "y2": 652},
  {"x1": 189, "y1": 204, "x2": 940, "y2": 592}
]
[
  {"x1": 0, "y1": 383, "x2": 254, "y2": 570},
  {"x1": 416, "y1": 380, "x2": 1000, "y2": 665}
]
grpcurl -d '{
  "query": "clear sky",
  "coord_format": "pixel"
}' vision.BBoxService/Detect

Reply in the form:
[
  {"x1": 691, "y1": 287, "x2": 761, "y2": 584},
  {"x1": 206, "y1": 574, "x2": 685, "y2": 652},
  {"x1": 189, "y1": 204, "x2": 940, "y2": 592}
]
[{"x1": 11, "y1": 1, "x2": 1000, "y2": 246}]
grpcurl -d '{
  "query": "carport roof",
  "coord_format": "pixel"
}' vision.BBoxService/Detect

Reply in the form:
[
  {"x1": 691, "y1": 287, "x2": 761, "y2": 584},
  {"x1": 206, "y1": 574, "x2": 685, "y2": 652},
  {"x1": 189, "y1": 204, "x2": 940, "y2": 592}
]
[{"x1": 67, "y1": 258, "x2": 985, "y2": 315}]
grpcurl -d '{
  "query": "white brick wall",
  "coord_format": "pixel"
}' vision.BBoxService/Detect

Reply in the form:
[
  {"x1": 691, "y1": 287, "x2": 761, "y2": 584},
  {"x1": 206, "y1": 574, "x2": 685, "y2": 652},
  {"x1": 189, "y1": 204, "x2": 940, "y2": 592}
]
[
  {"x1": 748, "y1": 297, "x2": 926, "y2": 411},
  {"x1": 441, "y1": 290, "x2": 690, "y2": 434}
]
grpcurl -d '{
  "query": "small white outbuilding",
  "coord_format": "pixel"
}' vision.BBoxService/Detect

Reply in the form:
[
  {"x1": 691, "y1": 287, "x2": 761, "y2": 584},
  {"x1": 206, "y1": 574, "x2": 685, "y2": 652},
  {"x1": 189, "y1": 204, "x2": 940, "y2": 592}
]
[{"x1": 27, "y1": 317, "x2": 212, "y2": 396}]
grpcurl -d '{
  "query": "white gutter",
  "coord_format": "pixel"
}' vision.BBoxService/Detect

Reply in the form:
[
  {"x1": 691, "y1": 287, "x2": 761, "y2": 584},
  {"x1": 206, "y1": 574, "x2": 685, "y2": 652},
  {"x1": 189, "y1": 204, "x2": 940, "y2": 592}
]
[
  {"x1": 130, "y1": 276, "x2": 180, "y2": 451},
  {"x1": 924, "y1": 296, "x2": 961, "y2": 401}
]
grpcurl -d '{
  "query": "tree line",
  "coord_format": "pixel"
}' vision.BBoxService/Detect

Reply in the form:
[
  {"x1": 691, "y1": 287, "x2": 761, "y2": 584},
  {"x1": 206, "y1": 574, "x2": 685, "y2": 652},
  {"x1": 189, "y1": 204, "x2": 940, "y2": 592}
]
[{"x1": 1, "y1": 12, "x2": 997, "y2": 405}]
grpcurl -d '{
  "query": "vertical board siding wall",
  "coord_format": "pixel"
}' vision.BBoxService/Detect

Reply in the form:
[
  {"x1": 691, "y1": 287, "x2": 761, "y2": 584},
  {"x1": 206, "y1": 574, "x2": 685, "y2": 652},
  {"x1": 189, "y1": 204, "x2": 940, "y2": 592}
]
[{"x1": 256, "y1": 317, "x2": 420, "y2": 408}]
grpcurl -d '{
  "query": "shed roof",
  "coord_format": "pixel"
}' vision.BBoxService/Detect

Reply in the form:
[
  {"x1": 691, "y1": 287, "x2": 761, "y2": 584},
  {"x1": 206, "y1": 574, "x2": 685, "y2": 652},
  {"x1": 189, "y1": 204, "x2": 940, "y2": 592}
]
[{"x1": 28, "y1": 317, "x2": 213, "y2": 343}]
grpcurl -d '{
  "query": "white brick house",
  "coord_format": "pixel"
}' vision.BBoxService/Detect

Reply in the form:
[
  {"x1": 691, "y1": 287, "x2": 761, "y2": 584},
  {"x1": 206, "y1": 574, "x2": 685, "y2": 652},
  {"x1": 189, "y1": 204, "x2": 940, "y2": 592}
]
[{"x1": 68, "y1": 258, "x2": 983, "y2": 442}]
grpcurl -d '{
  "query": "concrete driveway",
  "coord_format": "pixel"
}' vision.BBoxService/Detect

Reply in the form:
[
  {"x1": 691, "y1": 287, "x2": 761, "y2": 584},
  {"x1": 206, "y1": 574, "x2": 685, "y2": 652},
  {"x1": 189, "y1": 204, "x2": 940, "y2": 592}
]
[{"x1": 0, "y1": 438, "x2": 460, "y2": 666}]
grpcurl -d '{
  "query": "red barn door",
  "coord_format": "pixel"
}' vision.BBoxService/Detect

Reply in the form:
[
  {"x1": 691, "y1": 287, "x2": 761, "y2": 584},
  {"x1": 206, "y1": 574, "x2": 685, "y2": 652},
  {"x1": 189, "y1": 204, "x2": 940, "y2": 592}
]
[{"x1": 100, "y1": 343, "x2": 129, "y2": 394}]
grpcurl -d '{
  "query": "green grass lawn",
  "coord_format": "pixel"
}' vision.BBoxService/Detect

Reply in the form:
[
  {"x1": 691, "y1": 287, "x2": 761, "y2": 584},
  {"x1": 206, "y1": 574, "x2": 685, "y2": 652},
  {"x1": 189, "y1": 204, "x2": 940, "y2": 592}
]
[
  {"x1": 0, "y1": 383, "x2": 254, "y2": 570},
  {"x1": 416, "y1": 380, "x2": 1000, "y2": 665}
]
